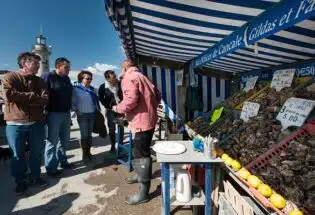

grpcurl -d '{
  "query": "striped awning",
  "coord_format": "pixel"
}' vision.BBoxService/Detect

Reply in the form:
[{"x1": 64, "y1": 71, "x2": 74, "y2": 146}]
[{"x1": 105, "y1": 0, "x2": 315, "y2": 73}]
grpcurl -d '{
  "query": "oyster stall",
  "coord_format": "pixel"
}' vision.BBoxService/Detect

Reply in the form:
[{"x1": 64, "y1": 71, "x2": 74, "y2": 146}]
[{"x1": 104, "y1": 0, "x2": 315, "y2": 214}]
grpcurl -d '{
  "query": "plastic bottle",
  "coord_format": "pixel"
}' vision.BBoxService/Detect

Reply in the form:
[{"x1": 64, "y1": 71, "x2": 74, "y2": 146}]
[{"x1": 211, "y1": 138, "x2": 218, "y2": 158}]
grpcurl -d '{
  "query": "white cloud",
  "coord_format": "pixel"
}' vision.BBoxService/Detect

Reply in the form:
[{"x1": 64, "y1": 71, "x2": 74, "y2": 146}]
[
  {"x1": 119, "y1": 45, "x2": 127, "y2": 60},
  {"x1": 85, "y1": 63, "x2": 119, "y2": 74},
  {"x1": 69, "y1": 70, "x2": 80, "y2": 83}
]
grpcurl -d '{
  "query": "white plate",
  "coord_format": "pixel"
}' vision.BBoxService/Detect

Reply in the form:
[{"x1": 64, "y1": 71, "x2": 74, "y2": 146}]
[{"x1": 152, "y1": 141, "x2": 186, "y2": 155}]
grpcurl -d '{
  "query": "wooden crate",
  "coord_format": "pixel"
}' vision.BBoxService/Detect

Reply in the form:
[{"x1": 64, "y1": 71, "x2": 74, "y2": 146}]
[
  {"x1": 235, "y1": 85, "x2": 270, "y2": 110},
  {"x1": 218, "y1": 192, "x2": 238, "y2": 215},
  {"x1": 223, "y1": 180, "x2": 254, "y2": 215}
]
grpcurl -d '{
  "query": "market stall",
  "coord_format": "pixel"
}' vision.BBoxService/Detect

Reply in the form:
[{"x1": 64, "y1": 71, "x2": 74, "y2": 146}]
[
  {"x1": 104, "y1": 0, "x2": 315, "y2": 214},
  {"x1": 184, "y1": 0, "x2": 315, "y2": 212}
]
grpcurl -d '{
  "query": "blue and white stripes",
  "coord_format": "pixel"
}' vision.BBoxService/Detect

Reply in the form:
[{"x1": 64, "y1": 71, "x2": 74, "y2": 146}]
[
  {"x1": 141, "y1": 65, "x2": 230, "y2": 121},
  {"x1": 141, "y1": 65, "x2": 177, "y2": 122},
  {"x1": 105, "y1": 0, "x2": 314, "y2": 75},
  {"x1": 198, "y1": 75, "x2": 229, "y2": 112}
]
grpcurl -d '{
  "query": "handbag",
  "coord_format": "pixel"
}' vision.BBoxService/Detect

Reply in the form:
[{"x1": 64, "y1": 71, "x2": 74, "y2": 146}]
[{"x1": 93, "y1": 110, "x2": 108, "y2": 138}]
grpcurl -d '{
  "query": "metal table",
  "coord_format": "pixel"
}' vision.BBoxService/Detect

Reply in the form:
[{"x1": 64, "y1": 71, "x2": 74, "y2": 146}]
[{"x1": 155, "y1": 141, "x2": 223, "y2": 215}]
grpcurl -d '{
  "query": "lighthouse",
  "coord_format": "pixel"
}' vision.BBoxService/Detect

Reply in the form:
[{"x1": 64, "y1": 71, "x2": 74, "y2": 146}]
[{"x1": 32, "y1": 32, "x2": 51, "y2": 77}]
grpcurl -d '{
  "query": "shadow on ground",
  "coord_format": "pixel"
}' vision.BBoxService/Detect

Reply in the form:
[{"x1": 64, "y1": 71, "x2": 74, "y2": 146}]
[
  {"x1": 0, "y1": 134, "x2": 118, "y2": 215},
  {"x1": 10, "y1": 192, "x2": 79, "y2": 215}
]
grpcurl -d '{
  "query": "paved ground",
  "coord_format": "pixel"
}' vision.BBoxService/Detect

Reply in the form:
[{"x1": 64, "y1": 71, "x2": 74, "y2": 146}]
[{"x1": 0, "y1": 117, "x2": 193, "y2": 215}]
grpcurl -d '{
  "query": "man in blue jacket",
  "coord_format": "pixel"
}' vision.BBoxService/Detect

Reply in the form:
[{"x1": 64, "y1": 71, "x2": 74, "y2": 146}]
[{"x1": 42, "y1": 57, "x2": 72, "y2": 177}]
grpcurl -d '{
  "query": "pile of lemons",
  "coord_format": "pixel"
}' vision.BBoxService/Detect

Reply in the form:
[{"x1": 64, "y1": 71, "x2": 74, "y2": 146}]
[{"x1": 221, "y1": 153, "x2": 304, "y2": 215}]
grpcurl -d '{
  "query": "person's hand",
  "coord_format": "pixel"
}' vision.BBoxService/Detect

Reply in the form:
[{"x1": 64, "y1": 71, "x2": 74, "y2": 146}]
[
  {"x1": 116, "y1": 113, "x2": 124, "y2": 118},
  {"x1": 112, "y1": 105, "x2": 117, "y2": 112}
]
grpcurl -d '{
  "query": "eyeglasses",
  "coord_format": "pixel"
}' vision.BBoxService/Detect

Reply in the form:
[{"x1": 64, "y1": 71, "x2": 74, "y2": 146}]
[{"x1": 84, "y1": 78, "x2": 92, "y2": 81}]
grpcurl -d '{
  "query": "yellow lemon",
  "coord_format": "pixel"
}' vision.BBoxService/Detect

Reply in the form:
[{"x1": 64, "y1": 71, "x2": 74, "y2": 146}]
[
  {"x1": 258, "y1": 184, "x2": 273, "y2": 197},
  {"x1": 288, "y1": 210, "x2": 304, "y2": 215},
  {"x1": 221, "y1": 153, "x2": 230, "y2": 161},
  {"x1": 238, "y1": 168, "x2": 251, "y2": 180},
  {"x1": 270, "y1": 193, "x2": 286, "y2": 209},
  {"x1": 231, "y1": 160, "x2": 241, "y2": 171},
  {"x1": 247, "y1": 175, "x2": 262, "y2": 188},
  {"x1": 224, "y1": 157, "x2": 233, "y2": 167}
]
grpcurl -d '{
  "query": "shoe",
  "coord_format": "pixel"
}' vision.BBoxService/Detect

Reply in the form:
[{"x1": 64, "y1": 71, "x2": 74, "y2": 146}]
[
  {"x1": 29, "y1": 178, "x2": 48, "y2": 188},
  {"x1": 87, "y1": 137, "x2": 93, "y2": 160},
  {"x1": 125, "y1": 158, "x2": 152, "y2": 205},
  {"x1": 80, "y1": 139, "x2": 90, "y2": 161},
  {"x1": 126, "y1": 174, "x2": 139, "y2": 184},
  {"x1": 15, "y1": 181, "x2": 28, "y2": 196},
  {"x1": 47, "y1": 170, "x2": 62, "y2": 178},
  {"x1": 125, "y1": 182, "x2": 151, "y2": 205},
  {"x1": 131, "y1": 158, "x2": 152, "y2": 182},
  {"x1": 60, "y1": 162, "x2": 73, "y2": 169}
]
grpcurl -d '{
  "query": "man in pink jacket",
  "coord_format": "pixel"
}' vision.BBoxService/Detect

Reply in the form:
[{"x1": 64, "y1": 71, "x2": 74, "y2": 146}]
[{"x1": 112, "y1": 60, "x2": 161, "y2": 205}]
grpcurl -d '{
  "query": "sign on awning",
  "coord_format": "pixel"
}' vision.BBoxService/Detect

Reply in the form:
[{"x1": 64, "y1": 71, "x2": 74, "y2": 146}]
[{"x1": 193, "y1": 0, "x2": 315, "y2": 68}]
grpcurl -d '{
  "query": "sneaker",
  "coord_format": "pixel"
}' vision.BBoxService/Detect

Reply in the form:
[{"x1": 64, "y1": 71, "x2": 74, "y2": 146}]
[
  {"x1": 29, "y1": 178, "x2": 48, "y2": 188},
  {"x1": 15, "y1": 181, "x2": 28, "y2": 196},
  {"x1": 47, "y1": 170, "x2": 63, "y2": 178}
]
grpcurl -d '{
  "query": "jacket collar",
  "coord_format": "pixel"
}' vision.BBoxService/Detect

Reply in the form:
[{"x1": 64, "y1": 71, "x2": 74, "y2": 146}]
[
  {"x1": 123, "y1": 66, "x2": 139, "y2": 78},
  {"x1": 18, "y1": 69, "x2": 35, "y2": 76}
]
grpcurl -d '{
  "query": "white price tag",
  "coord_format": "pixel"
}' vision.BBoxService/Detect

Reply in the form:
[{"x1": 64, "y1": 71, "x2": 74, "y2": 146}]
[
  {"x1": 270, "y1": 69, "x2": 295, "y2": 91},
  {"x1": 176, "y1": 69, "x2": 184, "y2": 86},
  {"x1": 276, "y1": 98, "x2": 315, "y2": 130},
  {"x1": 244, "y1": 76, "x2": 258, "y2": 92},
  {"x1": 240, "y1": 102, "x2": 260, "y2": 122}
]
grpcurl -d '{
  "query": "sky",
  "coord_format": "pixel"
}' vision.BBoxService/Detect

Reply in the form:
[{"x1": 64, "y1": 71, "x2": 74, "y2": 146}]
[{"x1": 0, "y1": 0, "x2": 125, "y2": 87}]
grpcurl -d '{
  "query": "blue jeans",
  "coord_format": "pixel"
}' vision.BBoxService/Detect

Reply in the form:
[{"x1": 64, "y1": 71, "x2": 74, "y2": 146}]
[
  {"x1": 44, "y1": 112, "x2": 71, "y2": 174},
  {"x1": 6, "y1": 122, "x2": 45, "y2": 182},
  {"x1": 77, "y1": 112, "x2": 95, "y2": 140}
]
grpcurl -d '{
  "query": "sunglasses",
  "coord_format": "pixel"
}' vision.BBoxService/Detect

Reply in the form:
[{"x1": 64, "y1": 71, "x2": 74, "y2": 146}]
[{"x1": 84, "y1": 78, "x2": 92, "y2": 81}]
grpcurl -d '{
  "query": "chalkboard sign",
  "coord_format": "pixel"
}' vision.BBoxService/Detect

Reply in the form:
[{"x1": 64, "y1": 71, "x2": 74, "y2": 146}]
[
  {"x1": 244, "y1": 76, "x2": 258, "y2": 92},
  {"x1": 270, "y1": 69, "x2": 295, "y2": 91},
  {"x1": 276, "y1": 98, "x2": 315, "y2": 130},
  {"x1": 240, "y1": 102, "x2": 260, "y2": 122}
]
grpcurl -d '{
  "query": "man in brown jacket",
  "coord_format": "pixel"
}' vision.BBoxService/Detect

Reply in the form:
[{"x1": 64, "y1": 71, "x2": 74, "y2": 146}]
[{"x1": 2, "y1": 52, "x2": 49, "y2": 195}]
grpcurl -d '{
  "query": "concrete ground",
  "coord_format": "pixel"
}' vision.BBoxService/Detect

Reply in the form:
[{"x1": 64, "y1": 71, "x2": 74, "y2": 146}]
[{"x1": 0, "y1": 118, "x2": 193, "y2": 215}]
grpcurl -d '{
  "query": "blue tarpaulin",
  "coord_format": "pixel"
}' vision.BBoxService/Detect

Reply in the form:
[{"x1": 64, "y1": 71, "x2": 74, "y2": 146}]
[
  {"x1": 240, "y1": 61, "x2": 315, "y2": 84},
  {"x1": 105, "y1": 0, "x2": 314, "y2": 74}
]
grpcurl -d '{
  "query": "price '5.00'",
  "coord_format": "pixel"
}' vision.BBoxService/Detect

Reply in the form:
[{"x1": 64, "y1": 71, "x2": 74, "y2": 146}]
[{"x1": 277, "y1": 98, "x2": 315, "y2": 130}]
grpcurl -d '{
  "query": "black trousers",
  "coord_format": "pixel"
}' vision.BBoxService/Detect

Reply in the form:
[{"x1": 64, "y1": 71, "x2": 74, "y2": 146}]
[{"x1": 133, "y1": 128, "x2": 155, "y2": 159}]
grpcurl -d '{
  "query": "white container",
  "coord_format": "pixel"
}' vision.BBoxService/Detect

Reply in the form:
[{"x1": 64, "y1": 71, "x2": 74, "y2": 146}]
[{"x1": 175, "y1": 170, "x2": 192, "y2": 202}]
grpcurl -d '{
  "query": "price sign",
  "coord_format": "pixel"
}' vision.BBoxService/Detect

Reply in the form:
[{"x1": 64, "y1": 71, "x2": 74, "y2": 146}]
[
  {"x1": 270, "y1": 69, "x2": 295, "y2": 91},
  {"x1": 276, "y1": 97, "x2": 315, "y2": 130},
  {"x1": 240, "y1": 102, "x2": 260, "y2": 122},
  {"x1": 210, "y1": 106, "x2": 224, "y2": 125},
  {"x1": 244, "y1": 76, "x2": 258, "y2": 92},
  {"x1": 176, "y1": 69, "x2": 184, "y2": 86}
]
